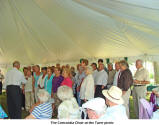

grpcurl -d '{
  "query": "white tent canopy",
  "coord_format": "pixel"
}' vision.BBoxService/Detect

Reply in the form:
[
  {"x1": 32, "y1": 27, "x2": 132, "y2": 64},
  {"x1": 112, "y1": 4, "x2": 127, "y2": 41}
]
[{"x1": 0, "y1": 0, "x2": 159, "y2": 65}]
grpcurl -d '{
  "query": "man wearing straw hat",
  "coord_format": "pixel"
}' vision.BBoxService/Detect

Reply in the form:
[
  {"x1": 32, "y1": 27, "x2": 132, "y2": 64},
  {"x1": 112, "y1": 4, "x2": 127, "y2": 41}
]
[{"x1": 102, "y1": 86, "x2": 128, "y2": 120}]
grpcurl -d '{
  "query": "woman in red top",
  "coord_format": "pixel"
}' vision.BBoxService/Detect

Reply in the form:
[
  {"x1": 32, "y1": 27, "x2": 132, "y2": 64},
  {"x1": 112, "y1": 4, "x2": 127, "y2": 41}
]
[{"x1": 61, "y1": 68, "x2": 73, "y2": 88}]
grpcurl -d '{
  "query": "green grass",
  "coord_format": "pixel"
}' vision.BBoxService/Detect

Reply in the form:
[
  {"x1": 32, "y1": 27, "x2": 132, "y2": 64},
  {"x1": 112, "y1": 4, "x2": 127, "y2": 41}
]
[
  {"x1": 0, "y1": 92, "x2": 29, "y2": 119},
  {"x1": 129, "y1": 96, "x2": 137, "y2": 119},
  {"x1": 0, "y1": 92, "x2": 137, "y2": 119}
]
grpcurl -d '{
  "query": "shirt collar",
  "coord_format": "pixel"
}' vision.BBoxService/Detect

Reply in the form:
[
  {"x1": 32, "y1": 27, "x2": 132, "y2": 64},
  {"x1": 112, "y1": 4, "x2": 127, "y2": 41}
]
[
  {"x1": 107, "y1": 105, "x2": 122, "y2": 111},
  {"x1": 138, "y1": 67, "x2": 144, "y2": 71},
  {"x1": 94, "y1": 69, "x2": 98, "y2": 72},
  {"x1": 99, "y1": 69, "x2": 104, "y2": 72},
  {"x1": 13, "y1": 67, "x2": 18, "y2": 70},
  {"x1": 117, "y1": 69, "x2": 121, "y2": 72}
]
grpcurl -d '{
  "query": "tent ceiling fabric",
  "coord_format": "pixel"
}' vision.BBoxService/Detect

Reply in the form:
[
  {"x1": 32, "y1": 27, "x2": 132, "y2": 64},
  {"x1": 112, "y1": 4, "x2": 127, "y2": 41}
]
[{"x1": 0, "y1": 0, "x2": 159, "y2": 65}]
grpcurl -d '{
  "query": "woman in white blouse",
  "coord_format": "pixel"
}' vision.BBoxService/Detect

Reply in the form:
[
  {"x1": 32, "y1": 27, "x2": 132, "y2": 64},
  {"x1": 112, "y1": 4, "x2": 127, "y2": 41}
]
[
  {"x1": 80, "y1": 66, "x2": 95, "y2": 105},
  {"x1": 37, "y1": 67, "x2": 47, "y2": 89}
]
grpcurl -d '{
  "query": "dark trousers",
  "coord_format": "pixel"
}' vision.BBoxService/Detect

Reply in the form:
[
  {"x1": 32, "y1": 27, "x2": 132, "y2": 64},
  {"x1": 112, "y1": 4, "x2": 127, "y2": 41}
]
[
  {"x1": 0, "y1": 82, "x2": 2, "y2": 94},
  {"x1": 94, "y1": 85, "x2": 105, "y2": 99},
  {"x1": 7, "y1": 85, "x2": 22, "y2": 119},
  {"x1": 21, "y1": 90, "x2": 25, "y2": 108},
  {"x1": 81, "y1": 100, "x2": 89, "y2": 119}
]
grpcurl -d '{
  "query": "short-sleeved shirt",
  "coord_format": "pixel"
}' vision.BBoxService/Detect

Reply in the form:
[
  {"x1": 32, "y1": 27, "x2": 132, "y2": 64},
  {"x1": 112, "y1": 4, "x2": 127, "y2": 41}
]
[
  {"x1": 4, "y1": 68, "x2": 27, "y2": 88},
  {"x1": 118, "y1": 69, "x2": 133, "y2": 91},
  {"x1": 52, "y1": 75, "x2": 64, "y2": 93},
  {"x1": 134, "y1": 67, "x2": 150, "y2": 82},
  {"x1": 25, "y1": 77, "x2": 33, "y2": 92},
  {"x1": 94, "y1": 70, "x2": 108, "y2": 86},
  {"x1": 31, "y1": 102, "x2": 52, "y2": 119}
]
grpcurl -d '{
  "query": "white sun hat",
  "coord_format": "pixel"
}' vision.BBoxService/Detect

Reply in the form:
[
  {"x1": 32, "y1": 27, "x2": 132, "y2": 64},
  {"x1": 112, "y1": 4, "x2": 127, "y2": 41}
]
[
  {"x1": 102, "y1": 86, "x2": 124, "y2": 105},
  {"x1": 82, "y1": 97, "x2": 107, "y2": 112}
]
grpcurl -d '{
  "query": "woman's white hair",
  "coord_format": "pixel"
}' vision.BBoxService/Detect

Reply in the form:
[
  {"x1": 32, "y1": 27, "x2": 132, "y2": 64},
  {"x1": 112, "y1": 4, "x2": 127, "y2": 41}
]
[
  {"x1": 37, "y1": 89, "x2": 50, "y2": 103},
  {"x1": 57, "y1": 85, "x2": 73, "y2": 101}
]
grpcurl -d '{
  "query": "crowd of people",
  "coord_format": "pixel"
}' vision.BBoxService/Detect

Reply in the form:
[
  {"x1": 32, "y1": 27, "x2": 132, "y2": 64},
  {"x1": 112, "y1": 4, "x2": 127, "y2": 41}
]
[{"x1": 0, "y1": 58, "x2": 153, "y2": 119}]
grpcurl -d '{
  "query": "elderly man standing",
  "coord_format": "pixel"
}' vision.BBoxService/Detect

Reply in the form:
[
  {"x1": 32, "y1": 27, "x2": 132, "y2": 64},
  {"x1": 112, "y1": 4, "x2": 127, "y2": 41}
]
[
  {"x1": 107, "y1": 63, "x2": 116, "y2": 89},
  {"x1": 118, "y1": 60, "x2": 133, "y2": 118},
  {"x1": 94, "y1": 64, "x2": 108, "y2": 99},
  {"x1": 4, "y1": 61, "x2": 27, "y2": 119},
  {"x1": 98, "y1": 59, "x2": 108, "y2": 73},
  {"x1": 132, "y1": 59, "x2": 150, "y2": 118},
  {"x1": 113, "y1": 62, "x2": 121, "y2": 86}
]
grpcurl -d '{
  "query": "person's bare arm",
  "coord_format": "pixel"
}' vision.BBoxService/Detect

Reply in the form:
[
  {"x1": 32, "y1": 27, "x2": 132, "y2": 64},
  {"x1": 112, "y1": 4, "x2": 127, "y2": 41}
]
[
  {"x1": 101, "y1": 85, "x2": 105, "y2": 89},
  {"x1": 25, "y1": 114, "x2": 36, "y2": 119},
  {"x1": 29, "y1": 101, "x2": 40, "y2": 113},
  {"x1": 32, "y1": 77, "x2": 35, "y2": 93},
  {"x1": 22, "y1": 84, "x2": 25, "y2": 94},
  {"x1": 51, "y1": 90, "x2": 54, "y2": 98}
]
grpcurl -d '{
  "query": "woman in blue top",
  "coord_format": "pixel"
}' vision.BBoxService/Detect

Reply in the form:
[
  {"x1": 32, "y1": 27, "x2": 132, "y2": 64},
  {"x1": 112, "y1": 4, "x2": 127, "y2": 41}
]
[
  {"x1": 44, "y1": 67, "x2": 54, "y2": 95},
  {"x1": 33, "y1": 65, "x2": 42, "y2": 103}
]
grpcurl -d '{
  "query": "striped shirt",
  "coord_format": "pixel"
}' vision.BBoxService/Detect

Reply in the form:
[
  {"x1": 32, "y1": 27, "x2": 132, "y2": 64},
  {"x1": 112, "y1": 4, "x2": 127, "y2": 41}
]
[{"x1": 31, "y1": 102, "x2": 52, "y2": 119}]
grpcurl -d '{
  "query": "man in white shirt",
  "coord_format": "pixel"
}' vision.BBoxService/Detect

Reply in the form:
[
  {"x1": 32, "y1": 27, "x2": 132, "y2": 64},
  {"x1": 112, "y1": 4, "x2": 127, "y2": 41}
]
[
  {"x1": 113, "y1": 62, "x2": 121, "y2": 86},
  {"x1": 98, "y1": 59, "x2": 108, "y2": 73},
  {"x1": 4, "y1": 61, "x2": 27, "y2": 119},
  {"x1": 101, "y1": 86, "x2": 128, "y2": 120},
  {"x1": 94, "y1": 64, "x2": 108, "y2": 99}
]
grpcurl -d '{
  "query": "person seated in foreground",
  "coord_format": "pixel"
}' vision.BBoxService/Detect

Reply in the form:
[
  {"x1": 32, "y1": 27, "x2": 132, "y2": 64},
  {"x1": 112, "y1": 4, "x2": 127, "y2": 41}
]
[
  {"x1": 101, "y1": 86, "x2": 128, "y2": 120},
  {"x1": 0, "y1": 104, "x2": 8, "y2": 119},
  {"x1": 82, "y1": 98, "x2": 107, "y2": 119},
  {"x1": 25, "y1": 89, "x2": 53, "y2": 119},
  {"x1": 152, "y1": 110, "x2": 159, "y2": 119},
  {"x1": 57, "y1": 85, "x2": 81, "y2": 119}
]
